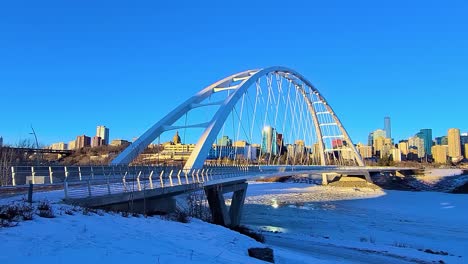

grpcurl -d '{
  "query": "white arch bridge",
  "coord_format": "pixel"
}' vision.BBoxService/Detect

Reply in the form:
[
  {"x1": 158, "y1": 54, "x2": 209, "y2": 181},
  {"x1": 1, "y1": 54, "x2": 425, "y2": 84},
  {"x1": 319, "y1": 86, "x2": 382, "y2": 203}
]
[
  {"x1": 6, "y1": 67, "x2": 421, "y2": 227},
  {"x1": 112, "y1": 66, "x2": 364, "y2": 169}
]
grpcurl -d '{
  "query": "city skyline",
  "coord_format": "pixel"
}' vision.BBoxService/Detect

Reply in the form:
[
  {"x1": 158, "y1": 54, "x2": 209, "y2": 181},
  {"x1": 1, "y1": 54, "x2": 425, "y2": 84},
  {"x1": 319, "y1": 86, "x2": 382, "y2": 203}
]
[
  {"x1": 1, "y1": 1, "x2": 467, "y2": 146},
  {"x1": 1, "y1": 120, "x2": 468, "y2": 149}
]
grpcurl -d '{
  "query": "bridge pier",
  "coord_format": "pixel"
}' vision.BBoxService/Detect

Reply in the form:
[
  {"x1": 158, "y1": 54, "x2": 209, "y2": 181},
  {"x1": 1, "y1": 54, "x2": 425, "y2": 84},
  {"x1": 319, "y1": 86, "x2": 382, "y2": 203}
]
[{"x1": 204, "y1": 180, "x2": 247, "y2": 227}]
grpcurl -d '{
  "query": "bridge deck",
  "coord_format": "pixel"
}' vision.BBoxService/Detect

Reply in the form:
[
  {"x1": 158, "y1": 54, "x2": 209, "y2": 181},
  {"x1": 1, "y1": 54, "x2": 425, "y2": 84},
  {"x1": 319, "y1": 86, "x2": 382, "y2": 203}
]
[{"x1": 3, "y1": 165, "x2": 421, "y2": 207}]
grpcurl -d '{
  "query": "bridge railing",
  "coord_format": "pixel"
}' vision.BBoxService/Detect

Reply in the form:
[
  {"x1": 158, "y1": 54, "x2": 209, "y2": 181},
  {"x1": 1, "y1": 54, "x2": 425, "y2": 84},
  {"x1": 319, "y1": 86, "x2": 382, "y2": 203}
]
[
  {"x1": 3, "y1": 164, "x2": 348, "y2": 200},
  {"x1": 5, "y1": 164, "x2": 261, "y2": 200}
]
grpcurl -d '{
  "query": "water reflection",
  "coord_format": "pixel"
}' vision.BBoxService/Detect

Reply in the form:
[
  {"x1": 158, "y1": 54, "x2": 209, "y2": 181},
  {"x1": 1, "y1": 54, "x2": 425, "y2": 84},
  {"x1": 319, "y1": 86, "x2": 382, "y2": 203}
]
[
  {"x1": 259, "y1": 225, "x2": 288, "y2": 233},
  {"x1": 269, "y1": 200, "x2": 340, "y2": 211}
]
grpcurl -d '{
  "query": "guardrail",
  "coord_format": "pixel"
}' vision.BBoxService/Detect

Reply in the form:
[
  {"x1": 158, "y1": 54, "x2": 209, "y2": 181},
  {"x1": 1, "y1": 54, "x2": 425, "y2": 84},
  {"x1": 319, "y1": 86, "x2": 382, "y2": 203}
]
[{"x1": 6, "y1": 165, "x2": 261, "y2": 200}]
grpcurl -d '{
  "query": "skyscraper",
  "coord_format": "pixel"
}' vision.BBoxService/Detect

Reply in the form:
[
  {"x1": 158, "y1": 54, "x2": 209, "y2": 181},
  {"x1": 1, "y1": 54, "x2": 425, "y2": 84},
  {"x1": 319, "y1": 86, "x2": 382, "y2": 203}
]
[
  {"x1": 384, "y1": 116, "x2": 391, "y2": 139},
  {"x1": 431, "y1": 145, "x2": 448, "y2": 164},
  {"x1": 0, "y1": 136, "x2": 3, "y2": 147},
  {"x1": 448, "y1": 128, "x2": 461, "y2": 159},
  {"x1": 368, "y1": 132, "x2": 374, "y2": 147},
  {"x1": 408, "y1": 136, "x2": 425, "y2": 158},
  {"x1": 261, "y1": 126, "x2": 277, "y2": 155},
  {"x1": 416, "y1": 129, "x2": 432, "y2": 156},
  {"x1": 465, "y1": 144, "x2": 468, "y2": 160},
  {"x1": 96, "y1": 125, "x2": 110, "y2": 145}
]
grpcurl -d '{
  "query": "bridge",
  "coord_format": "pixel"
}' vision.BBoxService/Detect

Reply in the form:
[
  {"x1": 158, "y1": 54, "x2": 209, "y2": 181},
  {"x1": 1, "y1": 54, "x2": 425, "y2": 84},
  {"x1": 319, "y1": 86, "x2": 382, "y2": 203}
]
[
  {"x1": 2, "y1": 66, "x2": 417, "y2": 227},
  {"x1": 1, "y1": 147, "x2": 73, "y2": 156}
]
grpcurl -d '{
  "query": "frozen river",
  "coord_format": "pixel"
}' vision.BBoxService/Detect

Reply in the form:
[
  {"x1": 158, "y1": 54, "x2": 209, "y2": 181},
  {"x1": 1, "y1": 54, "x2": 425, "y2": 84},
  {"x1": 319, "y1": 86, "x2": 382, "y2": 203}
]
[{"x1": 241, "y1": 182, "x2": 468, "y2": 264}]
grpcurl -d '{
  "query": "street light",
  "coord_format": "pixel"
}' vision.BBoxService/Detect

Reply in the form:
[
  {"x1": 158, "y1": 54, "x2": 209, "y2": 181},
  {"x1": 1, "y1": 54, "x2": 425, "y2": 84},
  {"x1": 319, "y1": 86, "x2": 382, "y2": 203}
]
[
  {"x1": 29, "y1": 125, "x2": 40, "y2": 164},
  {"x1": 30, "y1": 125, "x2": 39, "y2": 150}
]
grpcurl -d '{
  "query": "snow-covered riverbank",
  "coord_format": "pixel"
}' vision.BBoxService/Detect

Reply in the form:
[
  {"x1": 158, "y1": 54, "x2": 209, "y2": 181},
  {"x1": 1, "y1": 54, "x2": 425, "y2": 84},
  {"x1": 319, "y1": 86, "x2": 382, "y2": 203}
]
[{"x1": 1, "y1": 182, "x2": 467, "y2": 263}]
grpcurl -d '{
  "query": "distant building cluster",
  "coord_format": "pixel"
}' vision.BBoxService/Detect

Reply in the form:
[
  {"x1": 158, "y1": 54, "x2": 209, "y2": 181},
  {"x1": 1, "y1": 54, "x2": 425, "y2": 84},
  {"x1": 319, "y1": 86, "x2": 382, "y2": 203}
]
[
  {"x1": 360, "y1": 117, "x2": 468, "y2": 165},
  {"x1": 49, "y1": 125, "x2": 112, "y2": 151}
]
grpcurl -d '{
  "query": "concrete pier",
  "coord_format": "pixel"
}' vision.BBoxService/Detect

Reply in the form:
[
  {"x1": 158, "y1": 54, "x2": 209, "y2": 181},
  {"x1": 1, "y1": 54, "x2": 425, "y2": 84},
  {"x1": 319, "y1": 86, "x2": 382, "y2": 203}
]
[{"x1": 204, "y1": 180, "x2": 247, "y2": 227}]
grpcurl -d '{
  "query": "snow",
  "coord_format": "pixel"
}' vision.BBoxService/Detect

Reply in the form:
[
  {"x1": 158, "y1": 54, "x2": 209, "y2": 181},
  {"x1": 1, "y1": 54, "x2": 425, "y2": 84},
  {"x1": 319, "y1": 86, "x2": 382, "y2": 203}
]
[
  {"x1": 243, "y1": 182, "x2": 468, "y2": 263},
  {"x1": 1, "y1": 180, "x2": 467, "y2": 263},
  {"x1": 1, "y1": 199, "x2": 266, "y2": 264}
]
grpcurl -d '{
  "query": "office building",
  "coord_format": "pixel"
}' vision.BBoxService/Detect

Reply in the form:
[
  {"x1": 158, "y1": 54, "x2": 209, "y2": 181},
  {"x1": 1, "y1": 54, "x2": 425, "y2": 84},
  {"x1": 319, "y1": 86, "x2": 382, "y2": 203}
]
[
  {"x1": 375, "y1": 137, "x2": 392, "y2": 158},
  {"x1": 357, "y1": 143, "x2": 372, "y2": 159},
  {"x1": 391, "y1": 148, "x2": 401, "y2": 162},
  {"x1": 368, "y1": 132, "x2": 374, "y2": 147},
  {"x1": 398, "y1": 140, "x2": 409, "y2": 155},
  {"x1": 448, "y1": 128, "x2": 461, "y2": 159},
  {"x1": 218, "y1": 136, "x2": 232, "y2": 147},
  {"x1": 75, "y1": 135, "x2": 91, "y2": 149},
  {"x1": 432, "y1": 145, "x2": 448, "y2": 164},
  {"x1": 261, "y1": 126, "x2": 278, "y2": 155},
  {"x1": 276, "y1": 133, "x2": 284, "y2": 154},
  {"x1": 373, "y1": 129, "x2": 386, "y2": 140},
  {"x1": 96, "y1": 125, "x2": 110, "y2": 145},
  {"x1": 408, "y1": 136, "x2": 425, "y2": 158},
  {"x1": 416, "y1": 129, "x2": 432, "y2": 156},
  {"x1": 384, "y1": 116, "x2": 391, "y2": 139},
  {"x1": 0, "y1": 136, "x2": 3, "y2": 147},
  {"x1": 465, "y1": 144, "x2": 468, "y2": 160},
  {"x1": 435, "y1": 136, "x2": 449, "y2": 145}
]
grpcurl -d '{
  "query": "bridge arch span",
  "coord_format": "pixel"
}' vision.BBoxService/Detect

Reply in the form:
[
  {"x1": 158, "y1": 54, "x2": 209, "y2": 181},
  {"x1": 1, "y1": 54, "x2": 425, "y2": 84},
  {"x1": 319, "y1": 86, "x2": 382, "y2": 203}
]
[{"x1": 111, "y1": 66, "x2": 364, "y2": 169}]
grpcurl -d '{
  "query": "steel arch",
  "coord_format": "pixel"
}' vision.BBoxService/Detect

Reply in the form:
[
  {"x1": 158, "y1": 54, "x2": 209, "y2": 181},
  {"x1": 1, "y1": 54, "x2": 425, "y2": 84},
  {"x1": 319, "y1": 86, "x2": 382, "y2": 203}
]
[{"x1": 111, "y1": 66, "x2": 364, "y2": 168}]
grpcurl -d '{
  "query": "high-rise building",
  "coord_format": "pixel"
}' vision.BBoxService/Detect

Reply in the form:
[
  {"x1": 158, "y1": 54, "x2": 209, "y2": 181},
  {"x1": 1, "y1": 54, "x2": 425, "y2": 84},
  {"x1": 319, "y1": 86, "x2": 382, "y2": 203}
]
[
  {"x1": 96, "y1": 125, "x2": 110, "y2": 145},
  {"x1": 373, "y1": 136, "x2": 392, "y2": 157},
  {"x1": 448, "y1": 128, "x2": 461, "y2": 159},
  {"x1": 218, "y1": 136, "x2": 232, "y2": 147},
  {"x1": 0, "y1": 136, "x2": 3, "y2": 147},
  {"x1": 384, "y1": 116, "x2": 391, "y2": 139},
  {"x1": 431, "y1": 145, "x2": 448, "y2": 164},
  {"x1": 460, "y1": 133, "x2": 468, "y2": 158},
  {"x1": 391, "y1": 148, "x2": 401, "y2": 162},
  {"x1": 465, "y1": 143, "x2": 468, "y2": 160},
  {"x1": 261, "y1": 126, "x2": 277, "y2": 155},
  {"x1": 398, "y1": 140, "x2": 409, "y2": 155},
  {"x1": 373, "y1": 129, "x2": 386, "y2": 139},
  {"x1": 276, "y1": 133, "x2": 284, "y2": 154},
  {"x1": 408, "y1": 136, "x2": 425, "y2": 158},
  {"x1": 416, "y1": 129, "x2": 432, "y2": 156},
  {"x1": 76, "y1": 135, "x2": 91, "y2": 149},
  {"x1": 357, "y1": 143, "x2": 372, "y2": 159},
  {"x1": 368, "y1": 132, "x2": 374, "y2": 147},
  {"x1": 91, "y1": 136, "x2": 103, "y2": 147}
]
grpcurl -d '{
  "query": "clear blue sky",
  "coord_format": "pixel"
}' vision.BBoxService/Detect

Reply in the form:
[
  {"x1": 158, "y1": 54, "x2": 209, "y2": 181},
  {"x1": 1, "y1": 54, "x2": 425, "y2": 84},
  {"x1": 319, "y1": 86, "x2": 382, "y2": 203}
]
[{"x1": 1, "y1": 0, "x2": 467, "y2": 146}]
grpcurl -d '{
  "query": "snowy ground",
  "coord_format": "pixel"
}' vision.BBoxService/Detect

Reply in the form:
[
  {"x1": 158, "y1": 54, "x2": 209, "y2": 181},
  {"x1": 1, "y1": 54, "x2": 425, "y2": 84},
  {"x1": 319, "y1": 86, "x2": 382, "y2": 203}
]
[
  {"x1": 243, "y1": 182, "x2": 468, "y2": 263},
  {"x1": 0, "y1": 198, "x2": 266, "y2": 264},
  {"x1": 1, "y1": 181, "x2": 467, "y2": 263}
]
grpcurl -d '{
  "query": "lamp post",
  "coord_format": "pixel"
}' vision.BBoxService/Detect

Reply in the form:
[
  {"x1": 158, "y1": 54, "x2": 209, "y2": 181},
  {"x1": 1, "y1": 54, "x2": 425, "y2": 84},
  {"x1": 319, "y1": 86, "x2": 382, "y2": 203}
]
[{"x1": 30, "y1": 125, "x2": 40, "y2": 164}]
